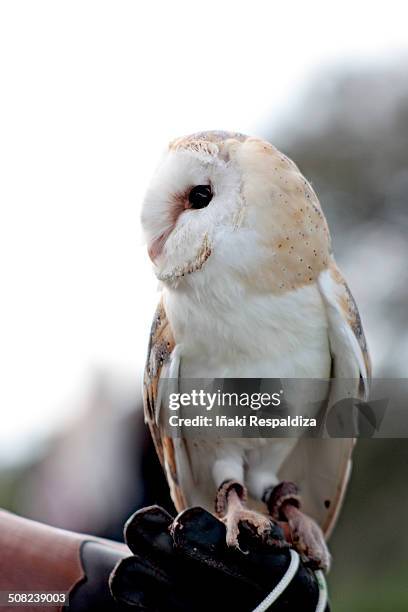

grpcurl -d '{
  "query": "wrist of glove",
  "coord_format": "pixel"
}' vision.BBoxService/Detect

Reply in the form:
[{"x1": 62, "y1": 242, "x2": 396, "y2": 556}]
[{"x1": 109, "y1": 505, "x2": 330, "y2": 612}]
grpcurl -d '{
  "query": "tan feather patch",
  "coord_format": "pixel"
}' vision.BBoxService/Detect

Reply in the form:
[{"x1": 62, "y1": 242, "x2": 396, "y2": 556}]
[
  {"x1": 143, "y1": 299, "x2": 187, "y2": 511},
  {"x1": 230, "y1": 138, "x2": 332, "y2": 294},
  {"x1": 328, "y1": 261, "x2": 372, "y2": 379}
]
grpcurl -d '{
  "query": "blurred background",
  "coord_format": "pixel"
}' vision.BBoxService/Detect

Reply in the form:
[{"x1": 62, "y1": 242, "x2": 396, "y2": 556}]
[{"x1": 1, "y1": 2, "x2": 407, "y2": 610}]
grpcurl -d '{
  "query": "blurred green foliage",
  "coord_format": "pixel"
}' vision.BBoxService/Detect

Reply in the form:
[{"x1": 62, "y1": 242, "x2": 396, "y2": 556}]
[{"x1": 330, "y1": 441, "x2": 408, "y2": 609}]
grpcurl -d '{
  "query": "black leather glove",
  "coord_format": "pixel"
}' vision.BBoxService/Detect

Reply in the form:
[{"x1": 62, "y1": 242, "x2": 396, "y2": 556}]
[{"x1": 109, "y1": 505, "x2": 330, "y2": 611}]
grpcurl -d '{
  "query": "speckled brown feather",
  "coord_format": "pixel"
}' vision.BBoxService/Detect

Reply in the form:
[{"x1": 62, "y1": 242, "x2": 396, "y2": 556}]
[
  {"x1": 328, "y1": 260, "x2": 372, "y2": 381},
  {"x1": 169, "y1": 130, "x2": 248, "y2": 149},
  {"x1": 143, "y1": 298, "x2": 187, "y2": 511}
]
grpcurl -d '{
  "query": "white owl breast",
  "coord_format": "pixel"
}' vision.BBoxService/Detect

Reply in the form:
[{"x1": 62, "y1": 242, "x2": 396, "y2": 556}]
[{"x1": 163, "y1": 278, "x2": 331, "y2": 380}]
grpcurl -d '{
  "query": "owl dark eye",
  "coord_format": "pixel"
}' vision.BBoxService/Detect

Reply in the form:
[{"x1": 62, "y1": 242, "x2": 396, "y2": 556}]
[{"x1": 188, "y1": 185, "x2": 213, "y2": 209}]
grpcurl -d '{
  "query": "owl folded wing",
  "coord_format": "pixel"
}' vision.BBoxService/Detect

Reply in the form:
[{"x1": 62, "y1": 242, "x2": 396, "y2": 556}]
[
  {"x1": 143, "y1": 298, "x2": 187, "y2": 510},
  {"x1": 318, "y1": 259, "x2": 371, "y2": 400},
  {"x1": 279, "y1": 260, "x2": 371, "y2": 535}
]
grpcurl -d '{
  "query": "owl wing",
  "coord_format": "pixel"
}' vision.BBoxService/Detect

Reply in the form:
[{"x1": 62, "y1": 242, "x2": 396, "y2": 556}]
[
  {"x1": 143, "y1": 298, "x2": 187, "y2": 510},
  {"x1": 280, "y1": 260, "x2": 371, "y2": 536},
  {"x1": 318, "y1": 259, "x2": 371, "y2": 398}
]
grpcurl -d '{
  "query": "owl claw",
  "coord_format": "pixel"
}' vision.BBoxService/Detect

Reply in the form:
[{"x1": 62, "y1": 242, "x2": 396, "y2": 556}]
[
  {"x1": 216, "y1": 480, "x2": 283, "y2": 551},
  {"x1": 223, "y1": 506, "x2": 273, "y2": 548},
  {"x1": 284, "y1": 504, "x2": 331, "y2": 571},
  {"x1": 265, "y1": 481, "x2": 331, "y2": 572}
]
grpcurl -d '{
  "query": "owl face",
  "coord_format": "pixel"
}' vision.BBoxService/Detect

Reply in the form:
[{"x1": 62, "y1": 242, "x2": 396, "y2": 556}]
[
  {"x1": 141, "y1": 132, "x2": 331, "y2": 293},
  {"x1": 141, "y1": 138, "x2": 246, "y2": 284}
]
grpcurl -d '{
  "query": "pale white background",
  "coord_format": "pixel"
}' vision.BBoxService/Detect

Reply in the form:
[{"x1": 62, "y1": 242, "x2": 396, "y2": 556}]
[{"x1": 1, "y1": 1, "x2": 407, "y2": 461}]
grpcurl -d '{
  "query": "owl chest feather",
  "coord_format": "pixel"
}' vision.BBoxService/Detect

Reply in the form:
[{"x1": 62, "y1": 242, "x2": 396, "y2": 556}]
[
  {"x1": 163, "y1": 278, "x2": 331, "y2": 379},
  {"x1": 162, "y1": 280, "x2": 332, "y2": 510}
]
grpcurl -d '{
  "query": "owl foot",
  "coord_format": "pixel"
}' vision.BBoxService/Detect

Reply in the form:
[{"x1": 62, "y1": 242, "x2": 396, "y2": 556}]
[
  {"x1": 264, "y1": 481, "x2": 331, "y2": 572},
  {"x1": 215, "y1": 480, "x2": 283, "y2": 551}
]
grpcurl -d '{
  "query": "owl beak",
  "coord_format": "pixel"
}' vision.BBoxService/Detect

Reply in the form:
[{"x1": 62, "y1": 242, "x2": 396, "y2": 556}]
[
  {"x1": 148, "y1": 241, "x2": 160, "y2": 263},
  {"x1": 148, "y1": 232, "x2": 168, "y2": 263}
]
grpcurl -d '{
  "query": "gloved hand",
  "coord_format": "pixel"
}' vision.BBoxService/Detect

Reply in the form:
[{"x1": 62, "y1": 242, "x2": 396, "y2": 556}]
[{"x1": 109, "y1": 505, "x2": 330, "y2": 611}]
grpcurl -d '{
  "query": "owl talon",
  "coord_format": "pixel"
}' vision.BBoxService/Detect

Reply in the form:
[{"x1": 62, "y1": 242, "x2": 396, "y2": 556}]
[
  {"x1": 215, "y1": 479, "x2": 247, "y2": 516},
  {"x1": 284, "y1": 504, "x2": 331, "y2": 571},
  {"x1": 265, "y1": 481, "x2": 331, "y2": 572},
  {"x1": 216, "y1": 480, "x2": 282, "y2": 551}
]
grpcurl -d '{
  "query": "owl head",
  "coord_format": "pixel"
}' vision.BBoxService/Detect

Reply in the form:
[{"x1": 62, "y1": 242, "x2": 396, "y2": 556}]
[{"x1": 141, "y1": 131, "x2": 331, "y2": 294}]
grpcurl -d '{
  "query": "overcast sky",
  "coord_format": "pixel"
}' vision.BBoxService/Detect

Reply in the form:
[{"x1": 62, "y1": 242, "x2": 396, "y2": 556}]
[{"x1": 1, "y1": 1, "x2": 407, "y2": 461}]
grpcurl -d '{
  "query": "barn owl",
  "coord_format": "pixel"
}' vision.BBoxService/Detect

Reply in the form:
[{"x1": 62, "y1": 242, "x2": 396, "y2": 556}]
[{"x1": 141, "y1": 131, "x2": 371, "y2": 571}]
